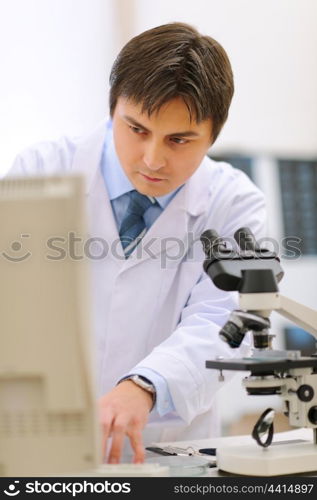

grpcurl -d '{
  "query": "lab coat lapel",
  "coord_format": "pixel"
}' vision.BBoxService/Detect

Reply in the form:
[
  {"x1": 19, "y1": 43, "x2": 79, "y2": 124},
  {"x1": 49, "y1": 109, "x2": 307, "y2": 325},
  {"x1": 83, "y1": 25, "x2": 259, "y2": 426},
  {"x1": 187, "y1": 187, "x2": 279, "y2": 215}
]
[{"x1": 71, "y1": 120, "x2": 126, "y2": 264}]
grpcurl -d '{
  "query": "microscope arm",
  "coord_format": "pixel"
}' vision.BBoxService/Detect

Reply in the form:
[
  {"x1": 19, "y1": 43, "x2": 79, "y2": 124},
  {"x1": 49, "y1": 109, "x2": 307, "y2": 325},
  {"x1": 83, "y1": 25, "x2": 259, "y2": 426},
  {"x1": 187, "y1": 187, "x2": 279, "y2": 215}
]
[
  {"x1": 278, "y1": 295, "x2": 317, "y2": 339},
  {"x1": 239, "y1": 292, "x2": 317, "y2": 338}
]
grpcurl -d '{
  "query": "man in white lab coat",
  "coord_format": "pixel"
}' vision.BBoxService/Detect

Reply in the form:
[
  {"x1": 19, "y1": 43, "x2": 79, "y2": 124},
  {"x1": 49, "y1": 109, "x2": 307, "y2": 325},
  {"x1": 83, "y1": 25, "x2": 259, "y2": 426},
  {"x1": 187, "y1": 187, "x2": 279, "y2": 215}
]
[{"x1": 9, "y1": 23, "x2": 266, "y2": 463}]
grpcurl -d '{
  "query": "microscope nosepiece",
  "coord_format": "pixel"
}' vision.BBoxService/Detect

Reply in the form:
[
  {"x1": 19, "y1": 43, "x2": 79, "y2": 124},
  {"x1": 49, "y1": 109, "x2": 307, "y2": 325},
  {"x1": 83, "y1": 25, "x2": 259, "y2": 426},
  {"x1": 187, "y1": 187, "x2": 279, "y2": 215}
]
[{"x1": 219, "y1": 320, "x2": 246, "y2": 348}]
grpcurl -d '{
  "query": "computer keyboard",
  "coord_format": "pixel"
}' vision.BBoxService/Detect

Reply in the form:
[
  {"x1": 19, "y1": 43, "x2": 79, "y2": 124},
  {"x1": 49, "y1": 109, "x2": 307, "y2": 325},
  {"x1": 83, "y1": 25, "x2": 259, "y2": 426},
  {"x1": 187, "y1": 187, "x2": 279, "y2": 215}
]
[{"x1": 78, "y1": 463, "x2": 170, "y2": 477}]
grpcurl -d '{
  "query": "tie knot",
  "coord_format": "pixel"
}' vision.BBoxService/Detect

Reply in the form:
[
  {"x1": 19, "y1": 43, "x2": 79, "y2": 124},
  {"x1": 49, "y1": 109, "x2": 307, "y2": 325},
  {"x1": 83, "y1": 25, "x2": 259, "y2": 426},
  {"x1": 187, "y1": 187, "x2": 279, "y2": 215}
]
[{"x1": 127, "y1": 190, "x2": 156, "y2": 217}]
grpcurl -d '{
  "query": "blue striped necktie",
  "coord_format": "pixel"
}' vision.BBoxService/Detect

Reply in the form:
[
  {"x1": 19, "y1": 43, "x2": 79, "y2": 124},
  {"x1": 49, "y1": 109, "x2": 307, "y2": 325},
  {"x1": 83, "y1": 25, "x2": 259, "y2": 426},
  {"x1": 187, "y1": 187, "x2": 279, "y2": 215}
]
[{"x1": 119, "y1": 190, "x2": 156, "y2": 258}]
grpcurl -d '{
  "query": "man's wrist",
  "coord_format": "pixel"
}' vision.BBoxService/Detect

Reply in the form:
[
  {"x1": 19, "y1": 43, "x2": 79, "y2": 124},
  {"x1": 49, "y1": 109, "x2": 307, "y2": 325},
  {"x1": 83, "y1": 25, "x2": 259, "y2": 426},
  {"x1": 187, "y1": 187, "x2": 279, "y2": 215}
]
[{"x1": 119, "y1": 375, "x2": 156, "y2": 411}]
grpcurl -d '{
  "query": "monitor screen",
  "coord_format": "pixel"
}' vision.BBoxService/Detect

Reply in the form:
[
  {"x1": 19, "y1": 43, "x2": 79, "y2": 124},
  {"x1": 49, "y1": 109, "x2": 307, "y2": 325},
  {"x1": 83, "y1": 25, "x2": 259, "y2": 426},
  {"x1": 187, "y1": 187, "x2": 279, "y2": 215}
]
[{"x1": 284, "y1": 325, "x2": 317, "y2": 356}]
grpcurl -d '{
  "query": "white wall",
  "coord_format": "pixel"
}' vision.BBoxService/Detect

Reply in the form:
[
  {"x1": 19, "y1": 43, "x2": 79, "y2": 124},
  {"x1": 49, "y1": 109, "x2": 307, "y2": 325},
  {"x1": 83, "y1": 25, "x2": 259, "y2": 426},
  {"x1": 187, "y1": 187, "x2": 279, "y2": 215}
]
[
  {"x1": 2, "y1": 0, "x2": 316, "y2": 165},
  {"x1": 0, "y1": 0, "x2": 116, "y2": 174}
]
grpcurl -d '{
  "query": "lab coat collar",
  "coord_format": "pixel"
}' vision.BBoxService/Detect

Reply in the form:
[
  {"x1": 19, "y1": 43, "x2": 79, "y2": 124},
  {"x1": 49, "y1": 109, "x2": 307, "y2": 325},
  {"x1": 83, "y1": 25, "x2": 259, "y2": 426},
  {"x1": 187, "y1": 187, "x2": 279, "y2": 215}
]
[
  {"x1": 72, "y1": 119, "x2": 108, "y2": 196},
  {"x1": 182, "y1": 156, "x2": 214, "y2": 216}
]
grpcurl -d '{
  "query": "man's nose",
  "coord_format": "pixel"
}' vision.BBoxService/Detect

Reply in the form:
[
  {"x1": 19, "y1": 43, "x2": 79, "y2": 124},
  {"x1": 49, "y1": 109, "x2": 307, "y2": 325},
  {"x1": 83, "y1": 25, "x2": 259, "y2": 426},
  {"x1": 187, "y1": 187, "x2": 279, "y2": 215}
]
[{"x1": 143, "y1": 141, "x2": 166, "y2": 170}]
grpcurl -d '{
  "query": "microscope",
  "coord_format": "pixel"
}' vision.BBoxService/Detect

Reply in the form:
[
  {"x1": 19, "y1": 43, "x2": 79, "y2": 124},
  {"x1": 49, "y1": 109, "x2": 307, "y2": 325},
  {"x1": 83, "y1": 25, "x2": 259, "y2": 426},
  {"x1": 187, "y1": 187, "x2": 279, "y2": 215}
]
[{"x1": 201, "y1": 227, "x2": 317, "y2": 476}]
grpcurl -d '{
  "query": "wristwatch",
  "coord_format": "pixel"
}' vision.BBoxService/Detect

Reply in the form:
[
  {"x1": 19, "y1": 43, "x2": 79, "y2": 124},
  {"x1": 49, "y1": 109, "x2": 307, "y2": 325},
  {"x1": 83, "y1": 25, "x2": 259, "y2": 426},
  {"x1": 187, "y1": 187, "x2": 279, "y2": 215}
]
[{"x1": 124, "y1": 375, "x2": 156, "y2": 410}]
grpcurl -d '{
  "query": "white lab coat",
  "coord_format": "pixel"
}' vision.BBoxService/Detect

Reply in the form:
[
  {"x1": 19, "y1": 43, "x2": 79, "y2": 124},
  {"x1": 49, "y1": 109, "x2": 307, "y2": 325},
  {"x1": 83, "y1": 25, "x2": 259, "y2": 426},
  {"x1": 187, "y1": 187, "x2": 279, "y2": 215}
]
[{"x1": 8, "y1": 120, "x2": 267, "y2": 446}]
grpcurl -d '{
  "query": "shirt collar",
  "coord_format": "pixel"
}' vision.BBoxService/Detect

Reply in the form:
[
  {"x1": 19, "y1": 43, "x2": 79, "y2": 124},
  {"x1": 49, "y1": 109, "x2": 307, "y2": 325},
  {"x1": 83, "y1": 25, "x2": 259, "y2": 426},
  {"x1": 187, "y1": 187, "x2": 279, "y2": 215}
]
[{"x1": 101, "y1": 120, "x2": 182, "y2": 209}]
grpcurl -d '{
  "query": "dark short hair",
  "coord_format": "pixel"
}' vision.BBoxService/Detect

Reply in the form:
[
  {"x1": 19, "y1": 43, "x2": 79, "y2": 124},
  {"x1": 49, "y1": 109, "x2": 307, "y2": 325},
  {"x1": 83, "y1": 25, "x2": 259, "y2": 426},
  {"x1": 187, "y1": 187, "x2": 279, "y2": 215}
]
[{"x1": 109, "y1": 22, "x2": 234, "y2": 143}]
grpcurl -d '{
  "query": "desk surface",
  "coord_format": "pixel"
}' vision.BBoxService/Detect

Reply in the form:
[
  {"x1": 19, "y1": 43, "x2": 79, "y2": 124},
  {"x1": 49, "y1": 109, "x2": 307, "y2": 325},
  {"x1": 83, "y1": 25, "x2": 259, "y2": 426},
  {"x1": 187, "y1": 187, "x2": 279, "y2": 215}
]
[{"x1": 146, "y1": 428, "x2": 316, "y2": 477}]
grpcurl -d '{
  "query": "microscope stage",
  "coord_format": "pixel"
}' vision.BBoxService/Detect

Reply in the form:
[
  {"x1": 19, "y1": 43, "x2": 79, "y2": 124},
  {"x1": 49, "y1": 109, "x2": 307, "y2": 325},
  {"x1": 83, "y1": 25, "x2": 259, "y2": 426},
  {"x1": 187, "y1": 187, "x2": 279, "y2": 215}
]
[{"x1": 206, "y1": 357, "x2": 317, "y2": 373}]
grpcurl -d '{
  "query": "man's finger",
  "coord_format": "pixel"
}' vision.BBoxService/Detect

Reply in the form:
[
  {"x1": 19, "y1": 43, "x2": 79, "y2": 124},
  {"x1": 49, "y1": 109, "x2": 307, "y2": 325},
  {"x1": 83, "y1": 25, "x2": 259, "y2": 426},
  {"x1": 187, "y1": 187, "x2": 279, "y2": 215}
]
[
  {"x1": 107, "y1": 418, "x2": 128, "y2": 464},
  {"x1": 129, "y1": 428, "x2": 145, "y2": 463},
  {"x1": 100, "y1": 415, "x2": 113, "y2": 460}
]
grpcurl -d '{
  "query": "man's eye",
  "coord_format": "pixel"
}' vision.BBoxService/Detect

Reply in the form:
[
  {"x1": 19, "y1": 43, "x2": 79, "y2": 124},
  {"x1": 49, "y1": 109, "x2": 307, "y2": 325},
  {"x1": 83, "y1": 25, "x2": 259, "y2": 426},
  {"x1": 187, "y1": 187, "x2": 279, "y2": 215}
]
[
  {"x1": 129, "y1": 125, "x2": 145, "y2": 134},
  {"x1": 171, "y1": 137, "x2": 188, "y2": 145}
]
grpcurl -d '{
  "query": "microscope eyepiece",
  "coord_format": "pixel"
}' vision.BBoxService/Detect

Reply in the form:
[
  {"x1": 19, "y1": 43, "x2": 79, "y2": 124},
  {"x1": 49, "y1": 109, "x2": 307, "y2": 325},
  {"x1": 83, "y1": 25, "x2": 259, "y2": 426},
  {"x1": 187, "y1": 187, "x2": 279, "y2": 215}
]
[
  {"x1": 234, "y1": 227, "x2": 260, "y2": 252},
  {"x1": 200, "y1": 229, "x2": 220, "y2": 245},
  {"x1": 200, "y1": 229, "x2": 225, "y2": 257}
]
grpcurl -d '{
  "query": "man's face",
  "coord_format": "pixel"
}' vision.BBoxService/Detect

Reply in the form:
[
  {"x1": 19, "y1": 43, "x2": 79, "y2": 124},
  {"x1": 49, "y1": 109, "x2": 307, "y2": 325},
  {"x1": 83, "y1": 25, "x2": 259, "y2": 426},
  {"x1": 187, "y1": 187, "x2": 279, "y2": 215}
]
[{"x1": 112, "y1": 97, "x2": 213, "y2": 197}]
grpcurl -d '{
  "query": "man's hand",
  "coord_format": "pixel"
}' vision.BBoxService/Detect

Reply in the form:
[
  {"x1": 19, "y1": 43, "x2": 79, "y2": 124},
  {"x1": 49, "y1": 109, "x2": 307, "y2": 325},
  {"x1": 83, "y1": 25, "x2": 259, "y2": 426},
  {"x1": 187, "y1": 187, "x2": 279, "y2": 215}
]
[{"x1": 98, "y1": 380, "x2": 153, "y2": 464}]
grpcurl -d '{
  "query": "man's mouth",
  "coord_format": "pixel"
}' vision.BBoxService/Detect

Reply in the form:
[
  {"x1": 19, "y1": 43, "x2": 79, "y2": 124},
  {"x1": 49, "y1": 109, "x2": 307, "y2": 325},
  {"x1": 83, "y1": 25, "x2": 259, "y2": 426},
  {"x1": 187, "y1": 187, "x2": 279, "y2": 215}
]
[{"x1": 140, "y1": 173, "x2": 165, "y2": 183}]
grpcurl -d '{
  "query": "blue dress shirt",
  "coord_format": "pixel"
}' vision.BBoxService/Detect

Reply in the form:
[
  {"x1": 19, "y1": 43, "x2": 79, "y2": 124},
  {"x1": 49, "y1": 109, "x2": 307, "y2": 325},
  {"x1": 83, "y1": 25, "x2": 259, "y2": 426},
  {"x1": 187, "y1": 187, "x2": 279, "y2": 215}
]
[{"x1": 100, "y1": 120, "x2": 179, "y2": 416}]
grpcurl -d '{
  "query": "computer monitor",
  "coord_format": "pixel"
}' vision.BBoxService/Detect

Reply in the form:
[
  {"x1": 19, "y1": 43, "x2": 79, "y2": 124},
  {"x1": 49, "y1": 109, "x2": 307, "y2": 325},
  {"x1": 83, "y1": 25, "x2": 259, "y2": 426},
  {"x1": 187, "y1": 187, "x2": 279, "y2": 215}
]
[
  {"x1": 0, "y1": 175, "x2": 100, "y2": 476},
  {"x1": 284, "y1": 325, "x2": 317, "y2": 357}
]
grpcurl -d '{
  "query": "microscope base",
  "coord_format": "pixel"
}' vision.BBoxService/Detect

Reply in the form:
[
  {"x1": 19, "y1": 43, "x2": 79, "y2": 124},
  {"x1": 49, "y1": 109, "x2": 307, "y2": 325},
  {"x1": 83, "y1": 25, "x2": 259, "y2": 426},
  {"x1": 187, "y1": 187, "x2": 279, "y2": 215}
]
[{"x1": 217, "y1": 441, "x2": 317, "y2": 476}]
